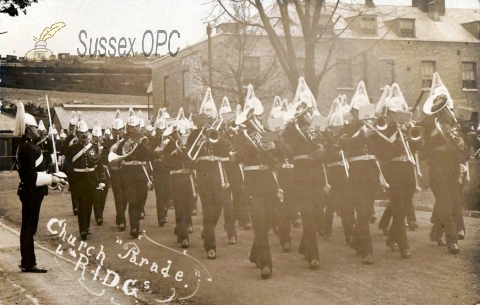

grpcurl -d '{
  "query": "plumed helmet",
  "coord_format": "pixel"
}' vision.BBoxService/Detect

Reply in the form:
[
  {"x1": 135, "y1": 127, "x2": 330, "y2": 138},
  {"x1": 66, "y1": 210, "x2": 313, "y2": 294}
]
[
  {"x1": 92, "y1": 119, "x2": 102, "y2": 137},
  {"x1": 218, "y1": 96, "x2": 232, "y2": 117},
  {"x1": 104, "y1": 126, "x2": 111, "y2": 136},
  {"x1": 235, "y1": 104, "x2": 242, "y2": 118},
  {"x1": 269, "y1": 96, "x2": 284, "y2": 119},
  {"x1": 113, "y1": 109, "x2": 125, "y2": 130},
  {"x1": 69, "y1": 111, "x2": 78, "y2": 126},
  {"x1": 14, "y1": 101, "x2": 37, "y2": 137},
  {"x1": 423, "y1": 73, "x2": 454, "y2": 115},
  {"x1": 76, "y1": 112, "x2": 89, "y2": 133},
  {"x1": 384, "y1": 83, "x2": 409, "y2": 113},
  {"x1": 137, "y1": 110, "x2": 145, "y2": 128},
  {"x1": 127, "y1": 107, "x2": 140, "y2": 127},
  {"x1": 340, "y1": 94, "x2": 351, "y2": 115},
  {"x1": 38, "y1": 120, "x2": 46, "y2": 131},
  {"x1": 60, "y1": 129, "x2": 67, "y2": 139},
  {"x1": 175, "y1": 107, "x2": 190, "y2": 134},
  {"x1": 329, "y1": 98, "x2": 345, "y2": 127},
  {"x1": 154, "y1": 108, "x2": 167, "y2": 130},
  {"x1": 243, "y1": 84, "x2": 264, "y2": 116},
  {"x1": 145, "y1": 120, "x2": 153, "y2": 132},
  {"x1": 350, "y1": 81, "x2": 370, "y2": 110},
  {"x1": 199, "y1": 88, "x2": 218, "y2": 119},
  {"x1": 291, "y1": 77, "x2": 319, "y2": 118},
  {"x1": 375, "y1": 85, "x2": 391, "y2": 116}
]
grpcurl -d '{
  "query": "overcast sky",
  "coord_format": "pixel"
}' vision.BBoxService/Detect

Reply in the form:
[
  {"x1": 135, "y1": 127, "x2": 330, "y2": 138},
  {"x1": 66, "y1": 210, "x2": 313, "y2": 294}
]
[{"x1": 0, "y1": 0, "x2": 478, "y2": 57}]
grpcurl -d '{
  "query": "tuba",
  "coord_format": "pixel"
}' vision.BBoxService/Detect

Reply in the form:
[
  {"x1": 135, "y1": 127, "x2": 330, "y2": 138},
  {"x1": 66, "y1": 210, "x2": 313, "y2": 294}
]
[{"x1": 108, "y1": 138, "x2": 138, "y2": 170}]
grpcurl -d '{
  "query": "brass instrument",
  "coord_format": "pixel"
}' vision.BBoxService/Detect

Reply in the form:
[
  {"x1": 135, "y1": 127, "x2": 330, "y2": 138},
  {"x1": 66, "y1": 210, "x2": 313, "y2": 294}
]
[
  {"x1": 374, "y1": 115, "x2": 388, "y2": 131},
  {"x1": 108, "y1": 138, "x2": 138, "y2": 170},
  {"x1": 87, "y1": 144, "x2": 102, "y2": 163},
  {"x1": 187, "y1": 118, "x2": 223, "y2": 160},
  {"x1": 407, "y1": 125, "x2": 423, "y2": 142},
  {"x1": 293, "y1": 102, "x2": 325, "y2": 159}
]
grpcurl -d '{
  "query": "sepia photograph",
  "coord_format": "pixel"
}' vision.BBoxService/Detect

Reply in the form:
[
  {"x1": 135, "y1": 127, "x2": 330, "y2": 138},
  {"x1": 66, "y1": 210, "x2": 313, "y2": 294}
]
[{"x1": 0, "y1": 0, "x2": 479, "y2": 304}]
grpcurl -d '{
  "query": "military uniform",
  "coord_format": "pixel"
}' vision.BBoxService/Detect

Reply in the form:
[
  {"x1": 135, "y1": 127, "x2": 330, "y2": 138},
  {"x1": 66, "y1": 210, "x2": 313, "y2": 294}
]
[
  {"x1": 149, "y1": 134, "x2": 171, "y2": 227},
  {"x1": 93, "y1": 139, "x2": 111, "y2": 225},
  {"x1": 63, "y1": 133, "x2": 78, "y2": 215},
  {"x1": 64, "y1": 140, "x2": 105, "y2": 240}
]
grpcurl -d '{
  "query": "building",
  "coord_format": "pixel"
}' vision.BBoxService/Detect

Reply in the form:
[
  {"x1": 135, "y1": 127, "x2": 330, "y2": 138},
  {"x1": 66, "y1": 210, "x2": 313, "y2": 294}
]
[
  {"x1": 150, "y1": 0, "x2": 480, "y2": 119},
  {"x1": 0, "y1": 111, "x2": 19, "y2": 170}
]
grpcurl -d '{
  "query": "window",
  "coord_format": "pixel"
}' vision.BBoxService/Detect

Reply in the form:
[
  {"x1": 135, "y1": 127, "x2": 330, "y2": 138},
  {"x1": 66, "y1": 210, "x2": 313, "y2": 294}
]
[
  {"x1": 378, "y1": 60, "x2": 394, "y2": 87},
  {"x1": 163, "y1": 75, "x2": 169, "y2": 107},
  {"x1": 318, "y1": 14, "x2": 334, "y2": 37},
  {"x1": 182, "y1": 70, "x2": 187, "y2": 98},
  {"x1": 337, "y1": 58, "x2": 352, "y2": 88},
  {"x1": 296, "y1": 57, "x2": 305, "y2": 77},
  {"x1": 0, "y1": 139, "x2": 7, "y2": 157},
  {"x1": 243, "y1": 56, "x2": 260, "y2": 85},
  {"x1": 462, "y1": 62, "x2": 477, "y2": 89},
  {"x1": 362, "y1": 15, "x2": 377, "y2": 35},
  {"x1": 421, "y1": 61, "x2": 436, "y2": 89},
  {"x1": 399, "y1": 19, "x2": 415, "y2": 38}
]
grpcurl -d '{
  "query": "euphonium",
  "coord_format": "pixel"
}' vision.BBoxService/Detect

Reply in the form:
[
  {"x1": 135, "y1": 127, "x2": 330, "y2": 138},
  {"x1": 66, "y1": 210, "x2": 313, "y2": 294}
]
[{"x1": 108, "y1": 138, "x2": 138, "y2": 170}]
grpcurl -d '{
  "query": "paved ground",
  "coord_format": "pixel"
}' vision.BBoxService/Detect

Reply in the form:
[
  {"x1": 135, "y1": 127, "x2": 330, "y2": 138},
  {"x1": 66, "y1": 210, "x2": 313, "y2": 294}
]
[{"x1": 1, "y1": 171, "x2": 479, "y2": 305}]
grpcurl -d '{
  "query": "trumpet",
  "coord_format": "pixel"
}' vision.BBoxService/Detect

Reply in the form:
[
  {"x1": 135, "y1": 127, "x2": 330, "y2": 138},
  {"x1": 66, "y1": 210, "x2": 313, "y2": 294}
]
[{"x1": 187, "y1": 118, "x2": 223, "y2": 160}]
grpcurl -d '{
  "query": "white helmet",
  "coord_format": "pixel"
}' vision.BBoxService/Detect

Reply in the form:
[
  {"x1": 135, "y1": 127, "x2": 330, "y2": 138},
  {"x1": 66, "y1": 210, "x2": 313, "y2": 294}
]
[
  {"x1": 423, "y1": 73, "x2": 454, "y2": 115},
  {"x1": 199, "y1": 87, "x2": 218, "y2": 119},
  {"x1": 60, "y1": 129, "x2": 67, "y2": 139},
  {"x1": 127, "y1": 107, "x2": 140, "y2": 127},
  {"x1": 69, "y1": 111, "x2": 78, "y2": 126},
  {"x1": 38, "y1": 120, "x2": 46, "y2": 132},
  {"x1": 218, "y1": 96, "x2": 232, "y2": 117},
  {"x1": 92, "y1": 119, "x2": 102, "y2": 137},
  {"x1": 350, "y1": 81, "x2": 370, "y2": 110},
  {"x1": 384, "y1": 83, "x2": 409, "y2": 113},
  {"x1": 137, "y1": 110, "x2": 145, "y2": 128},
  {"x1": 243, "y1": 84, "x2": 264, "y2": 116},
  {"x1": 113, "y1": 109, "x2": 125, "y2": 130},
  {"x1": 375, "y1": 85, "x2": 391, "y2": 116},
  {"x1": 14, "y1": 101, "x2": 38, "y2": 137}
]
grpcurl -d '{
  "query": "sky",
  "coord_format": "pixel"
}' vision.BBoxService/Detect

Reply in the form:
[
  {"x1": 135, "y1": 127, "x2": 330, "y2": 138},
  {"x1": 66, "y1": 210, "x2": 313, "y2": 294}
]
[{"x1": 0, "y1": 0, "x2": 478, "y2": 57}]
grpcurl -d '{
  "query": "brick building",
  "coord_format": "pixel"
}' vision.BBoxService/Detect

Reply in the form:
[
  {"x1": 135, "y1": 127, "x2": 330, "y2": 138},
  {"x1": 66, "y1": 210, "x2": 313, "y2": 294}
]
[{"x1": 150, "y1": 0, "x2": 480, "y2": 119}]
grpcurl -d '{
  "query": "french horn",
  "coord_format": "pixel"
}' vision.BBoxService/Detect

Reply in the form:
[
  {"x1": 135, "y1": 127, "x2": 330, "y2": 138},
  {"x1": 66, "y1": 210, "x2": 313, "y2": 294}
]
[{"x1": 108, "y1": 138, "x2": 138, "y2": 170}]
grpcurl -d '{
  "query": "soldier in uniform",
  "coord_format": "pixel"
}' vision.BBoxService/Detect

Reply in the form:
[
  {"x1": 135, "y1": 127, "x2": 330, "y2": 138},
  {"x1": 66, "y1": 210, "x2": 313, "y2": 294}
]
[
  {"x1": 338, "y1": 81, "x2": 386, "y2": 265},
  {"x1": 162, "y1": 108, "x2": 196, "y2": 248},
  {"x1": 109, "y1": 109, "x2": 154, "y2": 238},
  {"x1": 36, "y1": 120, "x2": 54, "y2": 174},
  {"x1": 63, "y1": 111, "x2": 79, "y2": 215},
  {"x1": 92, "y1": 121, "x2": 109, "y2": 226},
  {"x1": 64, "y1": 118, "x2": 106, "y2": 241},
  {"x1": 137, "y1": 110, "x2": 151, "y2": 219},
  {"x1": 14, "y1": 102, "x2": 67, "y2": 273},
  {"x1": 150, "y1": 109, "x2": 171, "y2": 227},
  {"x1": 109, "y1": 110, "x2": 129, "y2": 231},
  {"x1": 233, "y1": 85, "x2": 281, "y2": 279},
  {"x1": 281, "y1": 78, "x2": 326, "y2": 270},
  {"x1": 187, "y1": 89, "x2": 236, "y2": 259}
]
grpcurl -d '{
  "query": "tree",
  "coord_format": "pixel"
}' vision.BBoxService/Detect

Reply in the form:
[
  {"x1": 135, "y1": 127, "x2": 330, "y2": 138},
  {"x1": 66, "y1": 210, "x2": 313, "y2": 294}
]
[
  {"x1": 1, "y1": 0, "x2": 39, "y2": 17},
  {"x1": 209, "y1": 0, "x2": 396, "y2": 99},
  {"x1": 190, "y1": 1, "x2": 284, "y2": 107}
]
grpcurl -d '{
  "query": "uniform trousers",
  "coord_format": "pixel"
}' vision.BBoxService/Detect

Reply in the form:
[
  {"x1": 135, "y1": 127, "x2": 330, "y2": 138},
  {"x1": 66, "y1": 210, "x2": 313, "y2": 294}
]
[
  {"x1": 348, "y1": 161, "x2": 379, "y2": 258},
  {"x1": 170, "y1": 173, "x2": 195, "y2": 242},
  {"x1": 245, "y1": 169, "x2": 277, "y2": 271},
  {"x1": 118, "y1": 166, "x2": 148, "y2": 231},
  {"x1": 19, "y1": 190, "x2": 43, "y2": 268},
  {"x1": 276, "y1": 167, "x2": 296, "y2": 247},
  {"x1": 110, "y1": 170, "x2": 128, "y2": 226},
  {"x1": 324, "y1": 166, "x2": 354, "y2": 243},
  {"x1": 197, "y1": 164, "x2": 236, "y2": 252},
  {"x1": 382, "y1": 161, "x2": 415, "y2": 251},
  {"x1": 71, "y1": 174, "x2": 96, "y2": 234},
  {"x1": 294, "y1": 160, "x2": 325, "y2": 263},
  {"x1": 153, "y1": 165, "x2": 170, "y2": 225},
  {"x1": 429, "y1": 164, "x2": 459, "y2": 246},
  {"x1": 93, "y1": 168, "x2": 110, "y2": 222}
]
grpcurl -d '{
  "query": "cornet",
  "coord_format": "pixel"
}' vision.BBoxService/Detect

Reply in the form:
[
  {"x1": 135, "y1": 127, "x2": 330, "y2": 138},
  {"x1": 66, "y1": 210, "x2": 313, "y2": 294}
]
[{"x1": 374, "y1": 115, "x2": 388, "y2": 131}]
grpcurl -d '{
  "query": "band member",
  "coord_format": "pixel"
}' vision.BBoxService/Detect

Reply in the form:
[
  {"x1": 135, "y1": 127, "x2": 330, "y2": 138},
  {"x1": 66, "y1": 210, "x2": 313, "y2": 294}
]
[
  {"x1": 281, "y1": 78, "x2": 325, "y2": 270},
  {"x1": 64, "y1": 111, "x2": 79, "y2": 215},
  {"x1": 150, "y1": 109, "x2": 171, "y2": 227},
  {"x1": 14, "y1": 102, "x2": 67, "y2": 273},
  {"x1": 92, "y1": 120, "x2": 109, "y2": 226},
  {"x1": 109, "y1": 108, "x2": 154, "y2": 238},
  {"x1": 109, "y1": 109, "x2": 128, "y2": 230},
  {"x1": 323, "y1": 96, "x2": 354, "y2": 244},
  {"x1": 187, "y1": 90, "x2": 236, "y2": 259},
  {"x1": 233, "y1": 85, "x2": 282, "y2": 279},
  {"x1": 421, "y1": 74, "x2": 463, "y2": 254},
  {"x1": 136, "y1": 110, "x2": 150, "y2": 220},
  {"x1": 63, "y1": 117, "x2": 106, "y2": 241},
  {"x1": 36, "y1": 120, "x2": 53, "y2": 174},
  {"x1": 338, "y1": 81, "x2": 386, "y2": 265},
  {"x1": 373, "y1": 83, "x2": 417, "y2": 258},
  {"x1": 163, "y1": 108, "x2": 196, "y2": 248}
]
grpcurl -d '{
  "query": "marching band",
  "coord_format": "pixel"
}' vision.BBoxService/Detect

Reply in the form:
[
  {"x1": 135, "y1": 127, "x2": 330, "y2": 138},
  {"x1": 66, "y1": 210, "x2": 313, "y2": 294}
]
[{"x1": 15, "y1": 73, "x2": 480, "y2": 279}]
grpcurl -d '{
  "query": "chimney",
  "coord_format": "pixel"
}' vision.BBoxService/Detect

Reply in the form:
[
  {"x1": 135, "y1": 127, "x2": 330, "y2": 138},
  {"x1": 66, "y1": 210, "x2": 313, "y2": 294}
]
[
  {"x1": 412, "y1": 0, "x2": 445, "y2": 16},
  {"x1": 365, "y1": 0, "x2": 375, "y2": 7}
]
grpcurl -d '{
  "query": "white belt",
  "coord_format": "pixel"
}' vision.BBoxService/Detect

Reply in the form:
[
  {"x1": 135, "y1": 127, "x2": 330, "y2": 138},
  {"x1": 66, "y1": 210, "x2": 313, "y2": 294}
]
[
  {"x1": 170, "y1": 169, "x2": 192, "y2": 175},
  {"x1": 282, "y1": 164, "x2": 294, "y2": 169},
  {"x1": 348, "y1": 155, "x2": 376, "y2": 162},
  {"x1": 433, "y1": 145, "x2": 448, "y2": 151},
  {"x1": 243, "y1": 165, "x2": 269, "y2": 171},
  {"x1": 197, "y1": 156, "x2": 225, "y2": 162},
  {"x1": 123, "y1": 161, "x2": 147, "y2": 166},
  {"x1": 326, "y1": 161, "x2": 344, "y2": 168},
  {"x1": 390, "y1": 156, "x2": 408, "y2": 162},
  {"x1": 74, "y1": 167, "x2": 95, "y2": 172},
  {"x1": 153, "y1": 159, "x2": 163, "y2": 163},
  {"x1": 294, "y1": 155, "x2": 312, "y2": 160}
]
